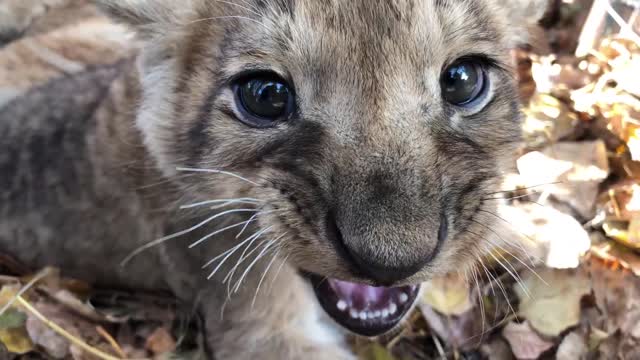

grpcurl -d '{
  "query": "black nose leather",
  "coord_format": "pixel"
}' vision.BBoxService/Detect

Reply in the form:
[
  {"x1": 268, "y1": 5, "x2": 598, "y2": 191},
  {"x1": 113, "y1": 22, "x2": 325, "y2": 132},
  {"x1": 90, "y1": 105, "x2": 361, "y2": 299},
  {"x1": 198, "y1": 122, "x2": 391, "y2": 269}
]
[
  {"x1": 348, "y1": 250, "x2": 424, "y2": 285},
  {"x1": 326, "y1": 211, "x2": 446, "y2": 286}
]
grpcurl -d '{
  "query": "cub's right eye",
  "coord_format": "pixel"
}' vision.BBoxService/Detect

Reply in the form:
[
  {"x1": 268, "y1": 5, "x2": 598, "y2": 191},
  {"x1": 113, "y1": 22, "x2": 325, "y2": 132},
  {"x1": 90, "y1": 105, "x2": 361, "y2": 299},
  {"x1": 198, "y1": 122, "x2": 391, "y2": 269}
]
[{"x1": 234, "y1": 73, "x2": 295, "y2": 128}]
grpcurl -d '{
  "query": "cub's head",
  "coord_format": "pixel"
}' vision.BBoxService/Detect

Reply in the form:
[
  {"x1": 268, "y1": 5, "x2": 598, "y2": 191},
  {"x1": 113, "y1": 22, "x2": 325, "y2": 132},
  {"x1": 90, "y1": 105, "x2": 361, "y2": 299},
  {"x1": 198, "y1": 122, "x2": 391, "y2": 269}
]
[{"x1": 99, "y1": 0, "x2": 547, "y2": 337}]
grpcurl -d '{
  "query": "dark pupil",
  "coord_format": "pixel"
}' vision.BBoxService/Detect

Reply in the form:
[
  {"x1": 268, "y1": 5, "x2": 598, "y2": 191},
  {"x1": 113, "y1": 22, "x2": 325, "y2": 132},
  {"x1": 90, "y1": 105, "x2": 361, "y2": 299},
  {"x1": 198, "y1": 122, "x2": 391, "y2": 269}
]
[
  {"x1": 442, "y1": 62, "x2": 482, "y2": 105},
  {"x1": 241, "y1": 79, "x2": 289, "y2": 118}
]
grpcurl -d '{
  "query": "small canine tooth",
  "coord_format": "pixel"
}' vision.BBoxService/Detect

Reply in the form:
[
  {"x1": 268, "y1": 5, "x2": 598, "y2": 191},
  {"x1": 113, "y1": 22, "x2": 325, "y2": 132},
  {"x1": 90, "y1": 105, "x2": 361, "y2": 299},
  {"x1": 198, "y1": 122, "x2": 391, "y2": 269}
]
[
  {"x1": 337, "y1": 300, "x2": 348, "y2": 311},
  {"x1": 350, "y1": 309, "x2": 359, "y2": 319},
  {"x1": 382, "y1": 309, "x2": 389, "y2": 318},
  {"x1": 389, "y1": 302, "x2": 398, "y2": 315},
  {"x1": 359, "y1": 311, "x2": 368, "y2": 320},
  {"x1": 399, "y1": 293, "x2": 409, "y2": 304}
]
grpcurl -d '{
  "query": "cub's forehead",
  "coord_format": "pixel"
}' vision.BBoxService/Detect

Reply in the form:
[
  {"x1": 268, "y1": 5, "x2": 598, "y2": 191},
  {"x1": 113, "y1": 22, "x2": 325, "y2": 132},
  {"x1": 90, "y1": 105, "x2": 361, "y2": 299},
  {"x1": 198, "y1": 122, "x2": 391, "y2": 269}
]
[{"x1": 215, "y1": 0, "x2": 512, "y2": 78}]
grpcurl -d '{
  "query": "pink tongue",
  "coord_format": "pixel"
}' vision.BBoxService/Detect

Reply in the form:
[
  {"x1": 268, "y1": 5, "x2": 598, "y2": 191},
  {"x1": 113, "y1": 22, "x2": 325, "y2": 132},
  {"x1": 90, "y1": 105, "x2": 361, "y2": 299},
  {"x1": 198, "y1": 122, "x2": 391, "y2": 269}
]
[{"x1": 329, "y1": 279, "x2": 393, "y2": 310}]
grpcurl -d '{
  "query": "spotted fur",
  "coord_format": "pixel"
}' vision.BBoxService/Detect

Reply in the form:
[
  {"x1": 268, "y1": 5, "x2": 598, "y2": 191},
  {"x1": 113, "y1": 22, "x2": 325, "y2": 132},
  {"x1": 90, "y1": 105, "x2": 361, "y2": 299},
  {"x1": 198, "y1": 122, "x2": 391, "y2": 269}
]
[{"x1": 0, "y1": 0, "x2": 547, "y2": 358}]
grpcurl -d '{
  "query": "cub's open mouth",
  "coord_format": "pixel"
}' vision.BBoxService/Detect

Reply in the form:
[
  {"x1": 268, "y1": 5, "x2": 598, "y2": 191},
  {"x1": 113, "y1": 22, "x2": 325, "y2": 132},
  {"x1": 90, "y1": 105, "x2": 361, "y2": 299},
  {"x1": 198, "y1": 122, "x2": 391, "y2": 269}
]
[{"x1": 309, "y1": 275, "x2": 420, "y2": 337}]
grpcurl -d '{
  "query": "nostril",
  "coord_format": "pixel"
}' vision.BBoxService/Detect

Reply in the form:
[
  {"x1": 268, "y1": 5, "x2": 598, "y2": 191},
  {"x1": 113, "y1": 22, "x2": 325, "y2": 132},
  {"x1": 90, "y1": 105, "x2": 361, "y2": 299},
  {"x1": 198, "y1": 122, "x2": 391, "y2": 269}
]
[
  {"x1": 325, "y1": 211, "x2": 423, "y2": 285},
  {"x1": 325, "y1": 210, "x2": 357, "y2": 270},
  {"x1": 325, "y1": 211, "x2": 447, "y2": 286},
  {"x1": 349, "y1": 251, "x2": 424, "y2": 286},
  {"x1": 433, "y1": 214, "x2": 448, "y2": 261}
]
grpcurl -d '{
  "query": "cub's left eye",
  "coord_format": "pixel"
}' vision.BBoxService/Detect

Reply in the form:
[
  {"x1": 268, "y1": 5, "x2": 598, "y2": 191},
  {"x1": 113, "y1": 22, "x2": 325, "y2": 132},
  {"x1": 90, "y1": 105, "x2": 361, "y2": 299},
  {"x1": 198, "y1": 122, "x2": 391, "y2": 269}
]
[
  {"x1": 440, "y1": 59, "x2": 488, "y2": 108},
  {"x1": 234, "y1": 73, "x2": 295, "y2": 127}
]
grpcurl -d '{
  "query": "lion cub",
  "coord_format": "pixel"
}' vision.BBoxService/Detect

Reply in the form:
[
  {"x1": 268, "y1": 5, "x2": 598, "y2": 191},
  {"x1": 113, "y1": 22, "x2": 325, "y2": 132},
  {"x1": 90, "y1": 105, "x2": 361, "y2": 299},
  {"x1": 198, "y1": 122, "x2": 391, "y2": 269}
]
[{"x1": 0, "y1": 0, "x2": 547, "y2": 358}]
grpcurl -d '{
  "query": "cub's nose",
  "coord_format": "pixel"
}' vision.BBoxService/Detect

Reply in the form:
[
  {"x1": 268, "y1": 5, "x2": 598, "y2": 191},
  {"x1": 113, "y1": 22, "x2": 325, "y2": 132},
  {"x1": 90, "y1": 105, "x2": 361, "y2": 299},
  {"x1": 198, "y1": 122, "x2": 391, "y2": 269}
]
[
  {"x1": 326, "y1": 211, "x2": 449, "y2": 286},
  {"x1": 347, "y1": 249, "x2": 425, "y2": 285},
  {"x1": 326, "y1": 212, "x2": 445, "y2": 286}
]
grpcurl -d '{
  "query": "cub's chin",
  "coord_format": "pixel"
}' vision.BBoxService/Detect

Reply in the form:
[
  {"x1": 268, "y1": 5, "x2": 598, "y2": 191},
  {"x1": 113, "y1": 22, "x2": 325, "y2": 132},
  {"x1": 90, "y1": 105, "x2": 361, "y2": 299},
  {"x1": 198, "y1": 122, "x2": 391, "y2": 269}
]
[{"x1": 307, "y1": 274, "x2": 421, "y2": 337}]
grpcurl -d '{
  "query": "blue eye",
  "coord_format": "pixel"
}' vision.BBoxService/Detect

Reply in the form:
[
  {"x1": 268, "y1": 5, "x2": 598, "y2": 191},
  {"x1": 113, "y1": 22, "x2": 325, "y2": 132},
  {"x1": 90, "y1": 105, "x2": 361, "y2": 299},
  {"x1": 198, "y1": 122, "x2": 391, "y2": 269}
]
[
  {"x1": 234, "y1": 73, "x2": 295, "y2": 127},
  {"x1": 440, "y1": 60, "x2": 487, "y2": 107}
]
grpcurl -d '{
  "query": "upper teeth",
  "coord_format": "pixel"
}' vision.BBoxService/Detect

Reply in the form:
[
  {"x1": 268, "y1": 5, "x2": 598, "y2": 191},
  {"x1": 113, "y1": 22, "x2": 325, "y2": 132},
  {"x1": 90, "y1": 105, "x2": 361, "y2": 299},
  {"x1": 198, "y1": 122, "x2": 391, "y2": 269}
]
[
  {"x1": 399, "y1": 293, "x2": 409, "y2": 303},
  {"x1": 389, "y1": 302, "x2": 398, "y2": 315},
  {"x1": 342, "y1": 301, "x2": 399, "y2": 320}
]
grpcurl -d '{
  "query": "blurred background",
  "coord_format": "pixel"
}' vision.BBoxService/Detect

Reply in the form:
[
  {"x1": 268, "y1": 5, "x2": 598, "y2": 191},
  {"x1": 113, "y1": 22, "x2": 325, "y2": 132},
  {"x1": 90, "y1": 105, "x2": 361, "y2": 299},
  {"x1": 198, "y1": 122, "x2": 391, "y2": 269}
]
[{"x1": 1, "y1": 0, "x2": 640, "y2": 359}]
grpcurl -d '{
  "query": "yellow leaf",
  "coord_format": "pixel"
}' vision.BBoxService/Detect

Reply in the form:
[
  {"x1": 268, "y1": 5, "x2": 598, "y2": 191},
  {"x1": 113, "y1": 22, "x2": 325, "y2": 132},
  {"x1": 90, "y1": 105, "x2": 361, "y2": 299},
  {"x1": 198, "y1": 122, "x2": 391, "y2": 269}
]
[
  {"x1": 628, "y1": 128, "x2": 640, "y2": 161},
  {"x1": 0, "y1": 327, "x2": 34, "y2": 354},
  {"x1": 603, "y1": 220, "x2": 640, "y2": 250},
  {"x1": 358, "y1": 343, "x2": 397, "y2": 360},
  {"x1": 516, "y1": 268, "x2": 591, "y2": 337},
  {"x1": 421, "y1": 273, "x2": 472, "y2": 316}
]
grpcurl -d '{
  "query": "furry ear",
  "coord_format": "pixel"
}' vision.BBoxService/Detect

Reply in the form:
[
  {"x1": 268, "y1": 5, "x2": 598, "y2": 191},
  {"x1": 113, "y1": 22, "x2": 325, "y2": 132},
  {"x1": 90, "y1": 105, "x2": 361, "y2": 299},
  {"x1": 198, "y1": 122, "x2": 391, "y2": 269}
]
[
  {"x1": 495, "y1": 0, "x2": 550, "y2": 45},
  {"x1": 93, "y1": 0, "x2": 194, "y2": 37}
]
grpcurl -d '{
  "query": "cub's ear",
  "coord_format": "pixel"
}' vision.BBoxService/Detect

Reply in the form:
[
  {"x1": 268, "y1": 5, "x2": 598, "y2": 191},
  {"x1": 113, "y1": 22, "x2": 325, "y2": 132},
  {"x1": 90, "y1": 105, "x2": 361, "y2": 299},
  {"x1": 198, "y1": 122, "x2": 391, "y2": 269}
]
[
  {"x1": 93, "y1": 0, "x2": 194, "y2": 37},
  {"x1": 495, "y1": 0, "x2": 550, "y2": 45}
]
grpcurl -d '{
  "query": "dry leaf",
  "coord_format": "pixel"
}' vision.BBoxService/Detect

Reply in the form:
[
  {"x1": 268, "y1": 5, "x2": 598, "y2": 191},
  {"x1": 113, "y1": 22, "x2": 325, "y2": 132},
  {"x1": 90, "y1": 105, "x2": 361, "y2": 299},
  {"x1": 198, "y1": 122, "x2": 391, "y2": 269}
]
[
  {"x1": 26, "y1": 308, "x2": 71, "y2": 359},
  {"x1": 502, "y1": 321, "x2": 554, "y2": 360},
  {"x1": 421, "y1": 273, "x2": 472, "y2": 316},
  {"x1": 496, "y1": 203, "x2": 590, "y2": 269},
  {"x1": 602, "y1": 219, "x2": 640, "y2": 250},
  {"x1": 516, "y1": 268, "x2": 590, "y2": 337},
  {"x1": 0, "y1": 308, "x2": 27, "y2": 330},
  {"x1": 357, "y1": 343, "x2": 397, "y2": 360},
  {"x1": 145, "y1": 326, "x2": 176, "y2": 355},
  {"x1": 588, "y1": 258, "x2": 640, "y2": 337},
  {"x1": 516, "y1": 140, "x2": 609, "y2": 219},
  {"x1": 0, "y1": 327, "x2": 34, "y2": 354},
  {"x1": 590, "y1": 242, "x2": 640, "y2": 276},
  {"x1": 480, "y1": 336, "x2": 515, "y2": 360},
  {"x1": 556, "y1": 331, "x2": 587, "y2": 360}
]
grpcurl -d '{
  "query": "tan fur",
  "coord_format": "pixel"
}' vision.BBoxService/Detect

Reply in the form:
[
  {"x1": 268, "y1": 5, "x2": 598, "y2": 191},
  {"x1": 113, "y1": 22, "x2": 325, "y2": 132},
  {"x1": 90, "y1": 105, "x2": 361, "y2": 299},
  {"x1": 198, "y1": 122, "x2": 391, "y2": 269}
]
[
  {"x1": 0, "y1": 0, "x2": 547, "y2": 358},
  {"x1": 0, "y1": 3, "x2": 134, "y2": 106}
]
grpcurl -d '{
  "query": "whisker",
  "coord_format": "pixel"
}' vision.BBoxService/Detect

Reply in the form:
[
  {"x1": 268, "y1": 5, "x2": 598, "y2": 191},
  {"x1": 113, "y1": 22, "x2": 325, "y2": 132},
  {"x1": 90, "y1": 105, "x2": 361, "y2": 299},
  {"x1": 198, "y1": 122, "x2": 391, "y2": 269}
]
[
  {"x1": 485, "y1": 239, "x2": 548, "y2": 286},
  {"x1": 213, "y1": 0, "x2": 262, "y2": 17},
  {"x1": 237, "y1": 213, "x2": 260, "y2": 239},
  {"x1": 470, "y1": 266, "x2": 486, "y2": 346},
  {"x1": 481, "y1": 191, "x2": 543, "y2": 201},
  {"x1": 176, "y1": 167, "x2": 260, "y2": 186},
  {"x1": 222, "y1": 226, "x2": 274, "y2": 284},
  {"x1": 476, "y1": 210, "x2": 540, "y2": 262},
  {"x1": 121, "y1": 208, "x2": 258, "y2": 265},
  {"x1": 231, "y1": 240, "x2": 278, "y2": 293},
  {"x1": 268, "y1": 253, "x2": 290, "y2": 293},
  {"x1": 188, "y1": 217, "x2": 259, "y2": 248},
  {"x1": 186, "y1": 15, "x2": 263, "y2": 26},
  {"x1": 180, "y1": 197, "x2": 262, "y2": 210},
  {"x1": 251, "y1": 248, "x2": 282, "y2": 308},
  {"x1": 232, "y1": 234, "x2": 286, "y2": 293},
  {"x1": 469, "y1": 216, "x2": 541, "y2": 266},
  {"x1": 204, "y1": 226, "x2": 272, "y2": 271},
  {"x1": 475, "y1": 246, "x2": 518, "y2": 320},
  {"x1": 483, "y1": 182, "x2": 562, "y2": 197},
  {"x1": 488, "y1": 251, "x2": 530, "y2": 299}
]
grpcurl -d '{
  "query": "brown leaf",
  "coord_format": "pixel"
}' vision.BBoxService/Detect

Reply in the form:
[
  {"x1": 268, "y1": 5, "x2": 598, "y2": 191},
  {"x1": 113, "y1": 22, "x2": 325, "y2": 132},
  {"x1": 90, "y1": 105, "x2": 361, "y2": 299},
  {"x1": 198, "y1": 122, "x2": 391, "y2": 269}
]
[
  {"x1": 588, "y1": 258, "x2": 640, "y2": 337},
  {"x1": 556, "y1": 331, "x2": 587, "y2": 360},
  {"x1": 502, "y1": 321, "x2": 554, "y2": 360},
  {"x1": 145, "y1": 326, "x2": 175, "y2": 355}
]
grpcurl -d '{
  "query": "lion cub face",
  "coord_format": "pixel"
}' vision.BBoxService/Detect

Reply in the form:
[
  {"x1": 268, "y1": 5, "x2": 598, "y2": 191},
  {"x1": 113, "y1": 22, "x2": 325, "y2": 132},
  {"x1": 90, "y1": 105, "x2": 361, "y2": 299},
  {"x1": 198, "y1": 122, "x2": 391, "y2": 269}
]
[{"x1": 100, "y1": 0, "x2": 546, "y2": 337}]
